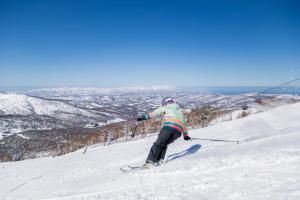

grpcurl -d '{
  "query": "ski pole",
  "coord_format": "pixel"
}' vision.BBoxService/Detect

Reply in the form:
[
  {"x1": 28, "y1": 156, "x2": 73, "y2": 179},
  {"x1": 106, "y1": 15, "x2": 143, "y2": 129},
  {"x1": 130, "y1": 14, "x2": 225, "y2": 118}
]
[
  {"x1": 129, "y1": 121, "x2": 139, "y2": 138},
  {"x1": 190, "y1": 137, "x2": 239, "y2": 144}
]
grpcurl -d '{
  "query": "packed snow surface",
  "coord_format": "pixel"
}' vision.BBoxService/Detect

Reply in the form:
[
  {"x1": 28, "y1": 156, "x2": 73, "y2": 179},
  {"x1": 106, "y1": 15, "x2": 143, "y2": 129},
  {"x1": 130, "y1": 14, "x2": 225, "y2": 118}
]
[{"x1": 1, "y1": 103, "x2": 300, "y2": 200}]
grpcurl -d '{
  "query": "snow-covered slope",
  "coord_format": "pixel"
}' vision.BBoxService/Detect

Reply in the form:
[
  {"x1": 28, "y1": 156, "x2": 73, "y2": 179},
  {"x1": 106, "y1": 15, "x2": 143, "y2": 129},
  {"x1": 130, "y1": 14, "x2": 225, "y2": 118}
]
[{"x1": 1, "y1": 103, "x2": 300, "y2": 200}]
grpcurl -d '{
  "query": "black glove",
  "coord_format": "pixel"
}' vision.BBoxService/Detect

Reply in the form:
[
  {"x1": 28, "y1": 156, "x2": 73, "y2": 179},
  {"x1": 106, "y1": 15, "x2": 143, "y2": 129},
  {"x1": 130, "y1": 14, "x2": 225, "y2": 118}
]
[
  {"x1": 137, "y1": 115, "x2": 147, "y2": 122},
  {"x1": 184, "y1": 135, "x2": 191, "y2": 141},
  {"x1": 137, "y1": 117, "x2": 144, "y2": 122}
]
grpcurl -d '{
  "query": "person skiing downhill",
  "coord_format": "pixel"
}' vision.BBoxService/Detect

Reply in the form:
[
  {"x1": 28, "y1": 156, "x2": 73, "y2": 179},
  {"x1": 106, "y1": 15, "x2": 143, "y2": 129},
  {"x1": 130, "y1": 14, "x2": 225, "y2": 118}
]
[{"x1": 137, "y1": 97, "x2": 191, "y2": 167}]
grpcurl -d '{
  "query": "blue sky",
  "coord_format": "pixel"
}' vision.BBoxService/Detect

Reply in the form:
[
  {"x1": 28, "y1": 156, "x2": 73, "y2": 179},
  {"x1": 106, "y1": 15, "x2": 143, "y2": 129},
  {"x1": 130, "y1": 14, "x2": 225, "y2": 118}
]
[{"x1": 0, "y1": 0, "x2": 299, "y2": 87}]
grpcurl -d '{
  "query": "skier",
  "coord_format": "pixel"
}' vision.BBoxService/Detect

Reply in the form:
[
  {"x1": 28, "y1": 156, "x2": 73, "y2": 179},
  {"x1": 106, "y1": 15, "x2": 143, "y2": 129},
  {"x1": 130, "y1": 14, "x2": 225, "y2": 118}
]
[{"x1": 137, "y1": 97, "x2": 191, "y2": 167}]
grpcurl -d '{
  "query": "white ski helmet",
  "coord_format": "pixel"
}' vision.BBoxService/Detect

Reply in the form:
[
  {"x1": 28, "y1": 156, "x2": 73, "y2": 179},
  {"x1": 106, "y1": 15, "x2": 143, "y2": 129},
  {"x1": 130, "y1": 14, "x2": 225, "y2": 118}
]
[{"x1": 162, "y1": 97, "x2": 174, "y2": 106}]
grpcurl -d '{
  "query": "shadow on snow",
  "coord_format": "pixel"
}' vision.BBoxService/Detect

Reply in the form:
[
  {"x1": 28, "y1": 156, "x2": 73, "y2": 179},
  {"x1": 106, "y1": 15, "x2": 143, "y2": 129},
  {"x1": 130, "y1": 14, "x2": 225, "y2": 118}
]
[{"x1": 166, "y1": 144, "x2": 201, "y2": 162}]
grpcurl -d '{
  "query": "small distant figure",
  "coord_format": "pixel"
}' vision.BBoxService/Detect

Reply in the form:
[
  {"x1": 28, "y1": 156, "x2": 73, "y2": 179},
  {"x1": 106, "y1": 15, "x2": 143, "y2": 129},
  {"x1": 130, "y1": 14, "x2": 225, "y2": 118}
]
[
  {"x1": 137, "y1": 97, "x2": 190, "y2": 167},
  {"x1": 242, "y1": 105, "x2": 248, "y2": 110},
  {"x1": 255, "y1": 98, "x2": 263, "y2": 104}
]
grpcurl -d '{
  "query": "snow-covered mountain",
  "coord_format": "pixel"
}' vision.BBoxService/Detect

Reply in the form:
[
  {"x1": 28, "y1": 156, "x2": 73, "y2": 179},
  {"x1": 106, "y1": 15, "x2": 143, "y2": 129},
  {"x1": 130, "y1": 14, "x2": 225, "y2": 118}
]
[
  {"x1": 0, "y1": 93, "x2": 104, "y2": 134},
  {"x1": 1, "y1": 102, "x2": 299, "y2": 200},
  {"x1": 0, "y1": 93, "x2": 97, "y2": 117},
  {"x1": 1, "y1": 88, "x2": 299, "y2": 136}
]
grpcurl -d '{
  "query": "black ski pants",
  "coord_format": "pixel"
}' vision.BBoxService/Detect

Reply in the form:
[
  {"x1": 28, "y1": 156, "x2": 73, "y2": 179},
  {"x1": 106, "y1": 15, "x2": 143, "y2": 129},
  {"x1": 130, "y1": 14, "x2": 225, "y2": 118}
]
[{"x1": 146, "y1": 127, "x2": 181, "y2": 163}]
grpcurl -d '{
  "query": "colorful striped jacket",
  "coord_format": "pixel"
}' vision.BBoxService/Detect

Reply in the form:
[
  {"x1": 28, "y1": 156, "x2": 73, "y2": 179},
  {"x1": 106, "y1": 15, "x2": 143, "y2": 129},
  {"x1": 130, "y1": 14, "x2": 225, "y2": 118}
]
[{"x1": 142, "y1": 103, "x2": 188, "y2": 136}]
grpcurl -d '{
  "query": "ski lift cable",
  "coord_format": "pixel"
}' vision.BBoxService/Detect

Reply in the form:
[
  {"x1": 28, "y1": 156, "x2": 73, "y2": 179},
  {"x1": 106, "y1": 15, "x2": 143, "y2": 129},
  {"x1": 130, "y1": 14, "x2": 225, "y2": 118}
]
[
  {"x1": 257, "y1": 78, "x2": 299, "y2": 97},
  {"x1": 225, "y1": 78, "x2": 299, "y2": 109}
]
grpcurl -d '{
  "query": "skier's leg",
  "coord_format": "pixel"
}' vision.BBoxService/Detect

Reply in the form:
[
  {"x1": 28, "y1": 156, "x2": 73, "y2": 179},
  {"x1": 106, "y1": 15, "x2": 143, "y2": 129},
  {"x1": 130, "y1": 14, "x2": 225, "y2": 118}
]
[
  {"x1": 159, "y1": 131, "x2": 181, "y2": 161},
  {"x1": 146, "y1": 143, "x2": 161, "y2": 163},
  {"x1": 146, "y1": 128, "x2": 172, "y2": 163},
  {"x1": 166, "y1": 131, "x2": 181, "y2": 145},
  {"x1": 158, "y1": 146, "x2": 168, "y2": 161}
]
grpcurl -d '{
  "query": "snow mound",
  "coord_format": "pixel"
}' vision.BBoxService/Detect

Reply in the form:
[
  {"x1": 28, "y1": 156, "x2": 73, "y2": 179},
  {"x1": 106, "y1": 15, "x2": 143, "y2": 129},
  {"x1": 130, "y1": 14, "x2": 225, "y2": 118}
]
[{"x1": 1, "y1": 103, "x2": 300, "y2": 200}]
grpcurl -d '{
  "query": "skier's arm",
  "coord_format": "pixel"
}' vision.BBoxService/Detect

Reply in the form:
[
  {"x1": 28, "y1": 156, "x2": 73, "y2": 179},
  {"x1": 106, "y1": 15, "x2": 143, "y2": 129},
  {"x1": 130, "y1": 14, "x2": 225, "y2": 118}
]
[
  {"x1": 182, "y1": 117, "x2": 191, "y2": 141},
  {"x1": 137, "y1": 107, "x2": 166, "y2": 121}
]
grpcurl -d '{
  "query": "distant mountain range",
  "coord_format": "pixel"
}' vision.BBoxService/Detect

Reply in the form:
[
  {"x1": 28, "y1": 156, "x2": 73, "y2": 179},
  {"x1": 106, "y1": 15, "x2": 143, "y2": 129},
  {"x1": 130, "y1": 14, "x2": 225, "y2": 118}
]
[{"x1": 1, "y1": 86, "x2": 299, "y2": 136}]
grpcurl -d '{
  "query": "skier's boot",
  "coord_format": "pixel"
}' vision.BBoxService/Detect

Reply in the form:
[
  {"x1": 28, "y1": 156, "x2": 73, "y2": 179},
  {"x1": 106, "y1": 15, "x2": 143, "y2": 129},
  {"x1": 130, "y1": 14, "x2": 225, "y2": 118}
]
[
  {"x1": 157, "y1": 159, "x2": 164, "y2": 166},
  {"x1": 143, "y1": 160, "x2": 155, "y2": 169}
]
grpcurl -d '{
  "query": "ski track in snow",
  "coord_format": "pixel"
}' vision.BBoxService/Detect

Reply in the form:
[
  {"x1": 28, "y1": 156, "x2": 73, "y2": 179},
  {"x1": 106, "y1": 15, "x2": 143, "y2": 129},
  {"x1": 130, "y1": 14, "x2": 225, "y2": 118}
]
[{"x1": 1, "y1": 103, "x2": 300, "y2": 200}]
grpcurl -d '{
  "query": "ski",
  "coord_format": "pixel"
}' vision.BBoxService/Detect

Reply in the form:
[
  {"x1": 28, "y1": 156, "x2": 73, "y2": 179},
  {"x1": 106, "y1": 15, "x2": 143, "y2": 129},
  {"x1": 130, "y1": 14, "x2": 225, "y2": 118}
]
[
  {"x1": 128, "y1": 165, "x2": 144, "y2": 169},
  {"x1": 120, "y1": 167, "x2": 131, "y2": 173},
  {"x1": 120, "y1": 165, "x2": 145, "y2": 173}
]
